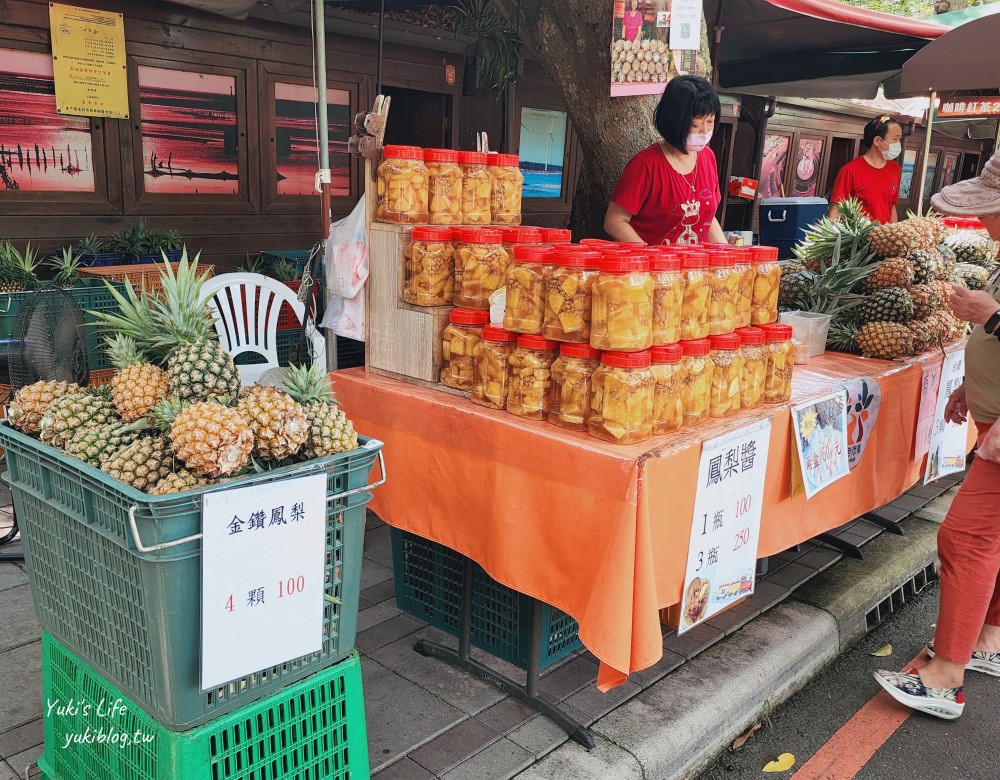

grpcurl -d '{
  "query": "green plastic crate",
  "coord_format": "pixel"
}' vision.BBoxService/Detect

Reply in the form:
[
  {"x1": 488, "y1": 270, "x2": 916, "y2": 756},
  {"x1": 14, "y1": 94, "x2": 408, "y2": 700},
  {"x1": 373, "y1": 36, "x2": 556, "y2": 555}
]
[
  {"x1": 261, "y1": 250, "x2": 316, "y2": 274},
  {"x1": 390, "y1": 529, "x2": 582, "y2": 669},
  {"x1": 0, "y1": 420, "x2": 383, "y2": 729},
  {"x1": 39, "y1": 633, "x2": 368, "y2": 780}
]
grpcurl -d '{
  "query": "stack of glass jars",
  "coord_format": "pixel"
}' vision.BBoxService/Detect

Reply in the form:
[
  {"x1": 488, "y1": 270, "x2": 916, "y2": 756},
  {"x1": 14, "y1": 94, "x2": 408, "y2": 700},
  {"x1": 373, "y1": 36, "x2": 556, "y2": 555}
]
[
  {"x1": 453, "y1": 227, "x2": 508, "y2": 309},
  {"x1": 440, "y1": 308, "x2": 489, "y2": 390},
  {"x1": 471, "y1": 325, "x2": 518, "y2": 409},
  {"x1": 549, "y1": 342, "x2": 601, "y2": 432},
  {"x1": 590, "y1": 252, "x2": 655, "y2": 352},
  {"x1": 403, "y1": 226, "x2": 454, "y2": 307},
  {"x1": 588, "y1": 349, "x2": 655, "y2": 444},
  {"x1": 504, "y1": 244, "x2": 554, "y2": 335},
  {"x1": 487, "y1": 152, "x2": 523, "y2": 226},
  {"x1": 376, "y1": 145, "x2": 428, "y2": 223}
]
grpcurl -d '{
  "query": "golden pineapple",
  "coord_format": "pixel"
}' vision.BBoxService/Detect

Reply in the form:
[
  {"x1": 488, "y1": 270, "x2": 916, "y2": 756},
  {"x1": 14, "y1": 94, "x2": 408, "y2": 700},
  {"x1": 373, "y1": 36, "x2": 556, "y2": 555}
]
[
  {"x1": 861, "y1": 258, "x2": 914, "y2": 292},
  {"x1": 7, "y1": 380, "x2": 80, "y2": 433},
  {"x1": 868, "y1": 222, "x2": 923, "y2": 259},
  {"x1": 164, "y1": 400, "x2": 254, "y2": 477},
  {"x1": 855, "y1": 321, "x2": 915, "y2": 360},
  {"x1": 65, "y1": 421, "x2": 143, "y2": 467},
  {"x1": 150, "y1": 469, "x2": 212, "y2": 495},
  {"x1": 105, "y1": 335, "x2": 170, "y2": 422},
  {"x1": 39, "y1": 390, "x2": 116, "y2": 449},
  {"x1": 236, "y1": 385, "x2": 308, "y2": 461},
  {"x1": 908, "y1": 283, "x2": 944, "y2": 320},
  {"x1": 101, "y1": 436, "x2": 174, "y2": 492},
  {"x1": 907, "y1": 316, "x2": 944, "y2": 353},
  {"x1": 280, "y1": 364, "x2": 359, "y2": 458}
]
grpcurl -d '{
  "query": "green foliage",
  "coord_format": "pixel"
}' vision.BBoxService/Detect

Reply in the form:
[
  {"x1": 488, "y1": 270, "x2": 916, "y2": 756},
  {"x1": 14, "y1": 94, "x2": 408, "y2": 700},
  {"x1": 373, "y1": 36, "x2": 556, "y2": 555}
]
[{"x1": 452, "y1": 0, "x2": 520, "y2": 93}]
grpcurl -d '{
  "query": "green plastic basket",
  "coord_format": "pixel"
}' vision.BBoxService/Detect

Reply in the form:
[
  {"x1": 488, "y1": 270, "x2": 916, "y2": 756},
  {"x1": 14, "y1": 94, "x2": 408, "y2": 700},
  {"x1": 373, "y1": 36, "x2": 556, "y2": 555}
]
[
  {"x1": 0, "y1": 420, "x2": 384, "y2": 729},
  {"x1": 390, "y1": 529, "x2": 582, "y2": 669},
  {"x1": 261, "y1": 250, "x2": 316, "y2": 274},
  {"x1": 39, "y1": 632, "x2": 368, "y2": 780}
]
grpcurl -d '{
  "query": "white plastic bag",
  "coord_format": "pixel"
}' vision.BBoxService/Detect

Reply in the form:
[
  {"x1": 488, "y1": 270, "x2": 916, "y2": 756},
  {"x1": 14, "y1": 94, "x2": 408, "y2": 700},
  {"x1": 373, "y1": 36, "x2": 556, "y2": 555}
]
[
  {"x1": 321, "y1": 288, "x2": 365, "y2": 341},
  {"x1": 322, "y1": 196, "x2": 367, "y2": 341}
]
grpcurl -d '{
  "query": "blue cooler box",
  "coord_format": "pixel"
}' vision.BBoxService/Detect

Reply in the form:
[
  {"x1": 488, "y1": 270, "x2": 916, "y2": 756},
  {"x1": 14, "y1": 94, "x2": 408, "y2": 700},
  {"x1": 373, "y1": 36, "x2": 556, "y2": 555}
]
[{"x1": 759, "y1": 197, "x2": 828, "y2": 258}]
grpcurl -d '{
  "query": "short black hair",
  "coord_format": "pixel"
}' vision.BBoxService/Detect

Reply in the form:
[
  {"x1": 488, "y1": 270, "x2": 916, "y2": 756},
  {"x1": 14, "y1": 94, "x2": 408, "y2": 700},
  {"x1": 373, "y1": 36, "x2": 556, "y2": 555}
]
[
  {"x1": 861, "y1": 114, "x2": 901, "y2": 153},
  {"x1": 654, "y1": 76, "x2": 721, "y2": 153}
]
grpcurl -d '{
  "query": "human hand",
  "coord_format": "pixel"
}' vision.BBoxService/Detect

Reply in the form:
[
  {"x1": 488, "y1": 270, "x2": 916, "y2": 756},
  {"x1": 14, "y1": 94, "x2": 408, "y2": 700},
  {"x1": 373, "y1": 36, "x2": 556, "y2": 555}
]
[
  {"x1": 979, "y1": 422, "x2": 1000, "y2": 463},
  {"x1": 949, "y1": 285, "x2": 999, "y2": 325},
  {"x1": 944, "y1": 382, "x2": 968, "y2": 425}
]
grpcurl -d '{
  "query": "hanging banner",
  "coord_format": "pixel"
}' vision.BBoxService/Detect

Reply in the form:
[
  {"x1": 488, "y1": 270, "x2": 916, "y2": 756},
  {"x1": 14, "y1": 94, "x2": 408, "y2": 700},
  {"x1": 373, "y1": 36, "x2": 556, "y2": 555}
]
[
  {"x1": 924, "y1": 349, "x2": 969, "y2": 485},
  {"x1": 790, "y1": 390, "x2": 851, "y2": 500},
  {"x1": 678, "y1": 419, "x2": 772, "y2": 635},
  {"x1": 49, "y1": 3, "x2": 128, "y2": 119},
  {"x1": 938, "y1": 97, "x2": 1000, "y2": 118}
]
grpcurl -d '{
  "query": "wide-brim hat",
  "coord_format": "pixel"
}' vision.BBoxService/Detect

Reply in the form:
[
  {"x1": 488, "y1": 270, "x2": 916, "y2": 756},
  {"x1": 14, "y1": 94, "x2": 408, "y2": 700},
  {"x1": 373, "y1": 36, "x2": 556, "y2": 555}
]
[{"x1": 931, "y1": 148, "x2": 1000, "y2": 216}]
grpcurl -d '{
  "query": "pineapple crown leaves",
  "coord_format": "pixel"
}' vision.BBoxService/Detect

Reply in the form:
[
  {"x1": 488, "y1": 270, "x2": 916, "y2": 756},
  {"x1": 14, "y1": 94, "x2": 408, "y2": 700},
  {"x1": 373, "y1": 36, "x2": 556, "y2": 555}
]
[
  {"x1": 237, "y1": 252, "x2": 266, "y2": 274},
  {"x1": 786, "y1": 232, "x2": 877, "y2": 315},
  {"x1": 104, "y1": 334, "x2": 149, "y2": 370},
  {"x1": 148, "y1": 396, "x2": 189, "y2": 433},
  {"x1": 281, "y1": 363, "x2": 337, "y2": 405},
  {"x1": 74, "y1": 232, "x2": 107, "y2": 257},
  {"x1": 46, "y1": 246, "x2": 83, "y2": 287},
  {"x1": 270, "y1": 258, "x2": 301, "y2": 283}
]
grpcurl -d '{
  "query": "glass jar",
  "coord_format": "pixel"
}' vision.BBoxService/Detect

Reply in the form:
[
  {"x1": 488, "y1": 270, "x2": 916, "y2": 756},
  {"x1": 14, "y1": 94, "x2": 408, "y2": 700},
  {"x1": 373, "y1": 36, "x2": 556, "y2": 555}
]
[
  {"x1": 440, "y1": 308, "x2": 489, "y2": 390},
  {"x1": 680, "y1": 253, "x2": 711, "y2": 340},
  {"x1": 504, "y1": 244, "x2": 554, "y2": 334},
  {"x1": 424, "y1": 148, "x2": 463, "y2": 226},
  {"x1": 590, "y1": 254, "x2": 654, "y2": 352},
  {"x1": 588, "y1": 349, "x2": 655, "y2": 445},
  {"x1": 459, "y1": 150, "x2": 492, "y2": 225},
  {"x1": 733, "y1": 247, "x2": 755, "y2": 329},
  {"x1": 471, "y1": 325, "x2": 518, "y2": 410},
  {"x1": 650, "y1": 252, "x2": 683, "y2": 346},
  {"x1": 709, "y1": 334, "x2": 745, "y2": 418},
  {"x1": 403, "y1": 226, "x2": 455, "y2": 307},
  {"x1": 501, "y1": 226, "x2": 543, "y2": 263},
  {"x1": 488, "y1": 152, "x2": 524, "y2": 226},
  {"x1": 540, "y1": 228, "x2": 572, "y2": 245},
  {"x1": 738, "y1": 327, "x2": 768, "y2": 411},
  {"x1": 542, "y1": 247, "x2": 601, "y2": 343},
  {"x1": 680, "y1": 338, "x2": 714, "y2": 427},
  {"x1": 507, "y1": 335, "x2": 559, "y2": 420},
  {"x1": 376, "y1": 145, "x2": 428, "y2": 224},
  {"x1": 750, "y1": 245, "x2": 782, "y2": 326},
  {"x1": 708, "y1": 250, "x2": 738, "y2": 336},
  {"x1": 762, "y1": 323, "x2": 795, "y2": 403},
  {"x1": 650, "y1": 344, "x2": 686, "y2": 435},
  {"x1": 548, "y1": 342, "x2": 601, "y2": 432},
  {"x1": 454, "y1": 228, "x2": 508, "y2": 309}
]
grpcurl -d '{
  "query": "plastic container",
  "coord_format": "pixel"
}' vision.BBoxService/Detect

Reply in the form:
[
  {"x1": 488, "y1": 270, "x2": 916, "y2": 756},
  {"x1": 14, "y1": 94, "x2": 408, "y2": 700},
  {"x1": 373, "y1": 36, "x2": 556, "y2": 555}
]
[
  {"x1": 404, "y1": 225, "x2": 455, "y2": 307},
  {"x1": 708, "y1": 250, "x2": 739, "y2": 336},
  {"x1": 501, "y1": 226, "x2": 544, "y2": 277},
  {"x1": 680, "y1": 338, "x2": 714, "y2": 427},
  {"x1": 454, "y1": 227, "x2": 508, "y2": 310},
  {"x1": 542, "y1": 246, "x2": 601, "y2": 343},
  {"x1": 424, "y1": 148, "x2": 464, "y2": 225},
  {"x1": 376, "y1": 144, "x2": 428, "y2": 224},
  {"x1": 507, "y1": 334, "x2": 558, "y2": 419},
  {"x1": 680, "y1": 252, "x2": 711, "y2": 340},
  {"x1": 459, "y1": 150, "x2": 492, "y2": 225},
  {"x1": 504, "y1": 244, "x2": 554, "y2": 334},
  {"x1": 0, "y1": 420, "x2": 382, "y2": 729},
  {"x1": 590, "y1": 254, "x2": 654, "y2": 352},
  {"x1": 763, "y1": 323, "x2": 795, "y2": 403},
  {"x1": 40, "y1": 632, "x2": 368, "y2": 780},
  {"x1": 588, "y1": 349, "x2": 655, "y2": 444},
  {"x1": 758, "y1": 197, "x2": 828, "y2": 258},
  {"x1": 779, "y1": 310, "x2": 833, "y2": 358},
  {"x1": 733, "y1": 247, "x2": 755, "y2": 329},
  {"x1": 650, "y1": 252, "x2": 684, "y2": 346},
  {"x1": 441, "y1": 308, "x2": 489, "y2": 389},
  {"x1": 471, "y1": 325, "x2": 518, "y2": 410},
  {"x1": 709, "y1": 333, "x2": 745, "y2": 418},
  {"x1": 738, "y1": 327, "x2": 768, "y2": 411},
  {"x1": 750, "y1": 245, "x2": 782, "y2": 326},
  {"x1": 548, "y1": 342, "x2": 601, "y2": 432},
  {"x1": 540, "y1": 228, "x2": 573, "y2": 244},
  {"x1": 650, "y1": 343, "x2": 686, "y2": 435},
  {"x1": 488, "y1": 152, "x2": 524, "y2": 226}
]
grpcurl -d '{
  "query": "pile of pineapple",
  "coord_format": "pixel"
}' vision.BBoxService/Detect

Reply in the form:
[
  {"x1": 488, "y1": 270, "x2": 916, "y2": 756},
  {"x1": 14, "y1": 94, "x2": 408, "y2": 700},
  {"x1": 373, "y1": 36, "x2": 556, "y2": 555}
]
[
  {"x1": 782, "y1": 200, "x2": 999, "y2": 360},
  {"x1": 4, "y1": 253, "x2": 359, "y2": 495}
]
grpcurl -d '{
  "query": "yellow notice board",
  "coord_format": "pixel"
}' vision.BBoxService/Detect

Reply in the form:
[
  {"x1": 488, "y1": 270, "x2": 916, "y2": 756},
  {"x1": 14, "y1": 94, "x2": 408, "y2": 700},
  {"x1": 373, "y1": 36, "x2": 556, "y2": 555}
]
[{"x1": 49, "y1": 3, "x2": 128, "y2": 119}]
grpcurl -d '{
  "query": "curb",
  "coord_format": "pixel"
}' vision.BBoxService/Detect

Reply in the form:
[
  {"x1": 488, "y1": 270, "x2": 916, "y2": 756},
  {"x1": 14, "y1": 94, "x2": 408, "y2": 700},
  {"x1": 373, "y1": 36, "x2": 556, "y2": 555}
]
[{"x1": 514, "y1": 496, "x2": 947, "y2": 780}]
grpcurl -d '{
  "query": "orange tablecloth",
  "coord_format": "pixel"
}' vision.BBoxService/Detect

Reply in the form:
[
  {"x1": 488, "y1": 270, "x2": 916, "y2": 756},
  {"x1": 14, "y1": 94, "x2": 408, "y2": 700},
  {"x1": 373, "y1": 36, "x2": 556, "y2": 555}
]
[{"x1": 334, "y1": 349, "x2": 955, "y2": 690}]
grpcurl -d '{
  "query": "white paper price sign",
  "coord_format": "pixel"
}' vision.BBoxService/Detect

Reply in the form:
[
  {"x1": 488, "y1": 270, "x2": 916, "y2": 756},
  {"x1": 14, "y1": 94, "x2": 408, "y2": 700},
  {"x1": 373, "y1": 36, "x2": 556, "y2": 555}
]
[
  {"x1": 924, "y1": 349, "x2": 968, "y2": 485},
  {"x1": 668, "y1": 0, "x2": 703, "y2": 51},
  {"x1": 678, "y1": 419, "x2": 772, "y2": 635},
  {"x1": 201, "y1": 473, "x2": 327, "y2": 690}
]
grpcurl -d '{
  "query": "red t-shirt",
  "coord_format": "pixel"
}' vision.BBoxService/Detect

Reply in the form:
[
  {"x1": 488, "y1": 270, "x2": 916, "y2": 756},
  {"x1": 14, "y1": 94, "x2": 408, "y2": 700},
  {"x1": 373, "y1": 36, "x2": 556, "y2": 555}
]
[
  {"x1": 622, "y1": 10, "x2": 642, "y2": 41},
  {"x1": 611, "y1": 143, "x2": 721, "y2": 245},
  {"x1": 830, "y1": 157, "x2": 901, "y2": 224}
]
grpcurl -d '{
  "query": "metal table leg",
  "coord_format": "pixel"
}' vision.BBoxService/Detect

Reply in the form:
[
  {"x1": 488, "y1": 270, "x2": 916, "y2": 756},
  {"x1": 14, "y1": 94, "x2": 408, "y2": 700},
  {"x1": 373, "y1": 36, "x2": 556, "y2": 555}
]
[
  {"x1": 413, "y1": 557, "x2": 595, "y2": 749},
  {"x1": 817, "y1": 532, "x2": 864, "y2": 560},
  {"x1": 862, "y1": 512, "x2": 905, "y2": 536}
]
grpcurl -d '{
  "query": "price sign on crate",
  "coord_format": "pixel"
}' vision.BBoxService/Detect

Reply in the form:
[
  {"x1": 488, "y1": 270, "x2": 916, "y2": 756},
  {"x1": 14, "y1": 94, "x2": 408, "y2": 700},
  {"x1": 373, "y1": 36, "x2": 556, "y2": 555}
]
[
  {"x1": 201, "y1": 473, "x2": 327, "y2": 690},
  {"x1": 678, "y1": 419, "x2": 771, "y2": 635}
]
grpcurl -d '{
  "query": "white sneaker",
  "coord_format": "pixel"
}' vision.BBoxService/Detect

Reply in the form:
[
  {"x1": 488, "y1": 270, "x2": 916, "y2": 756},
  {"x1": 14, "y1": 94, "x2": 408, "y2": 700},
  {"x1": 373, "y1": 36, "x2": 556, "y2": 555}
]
[
  {"x1": 926, "y1": 642, "x2": 1000, "y2": 677},
  {"x1": 873, "y1": 669, "x2": 964, "y2": 720}
]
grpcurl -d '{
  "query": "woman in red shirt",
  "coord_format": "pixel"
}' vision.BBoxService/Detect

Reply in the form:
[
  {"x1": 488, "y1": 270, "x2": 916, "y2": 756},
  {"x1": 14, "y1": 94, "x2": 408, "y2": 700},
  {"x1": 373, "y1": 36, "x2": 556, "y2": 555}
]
[
  {"x1": 828, "y1": 115, "x2": 903, "y2": 224},
  {"x1": 605, "y1": 75, "x2": 726, "y2": 246}
]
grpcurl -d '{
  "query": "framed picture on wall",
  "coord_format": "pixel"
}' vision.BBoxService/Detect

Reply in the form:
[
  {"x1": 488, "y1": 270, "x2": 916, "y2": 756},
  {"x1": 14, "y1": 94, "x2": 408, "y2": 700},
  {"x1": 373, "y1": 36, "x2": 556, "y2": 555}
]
[
  {"x1": 273, "y1": 82, "x2": 350, "y2": 198},
  {"x1": 519, "y1": 107, "x2": 568, "y2": 198},
  {"x1": 940, "y1": 152, "x2": 960, "y2": 189},
  {"x1": 759, "y1": 132, "x2": 792, "y2": 200},
  {"x1": 899, "y1": 147, "x2": 918, "y2": 201},
  {"x1": 791, "y1": 135, "x2": 825, "y2": 197}
]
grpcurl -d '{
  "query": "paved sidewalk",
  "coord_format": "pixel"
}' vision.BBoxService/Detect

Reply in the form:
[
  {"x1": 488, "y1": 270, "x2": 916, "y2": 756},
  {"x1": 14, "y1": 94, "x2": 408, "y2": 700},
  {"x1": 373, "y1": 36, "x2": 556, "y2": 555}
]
[{"x1": 0, "y1": 472, "x2": 964, "y2": 780}]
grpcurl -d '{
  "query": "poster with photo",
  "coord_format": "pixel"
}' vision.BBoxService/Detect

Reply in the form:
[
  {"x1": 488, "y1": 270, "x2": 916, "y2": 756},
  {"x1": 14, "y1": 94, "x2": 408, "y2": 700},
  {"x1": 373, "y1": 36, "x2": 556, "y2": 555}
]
[
  {"x1": 790, "y1": 390, "x2": 850, "y2": 500},
  {"x1": 759, "y1": 134, "x2": 790, "y2": 200},
  {"x1": 0, "y1": 48, "x2": 95, "y2": 192},
  {"x1": 610, "y1": 0, "x2": 706, "y2": 98},
  {"x1": 519, "y1": 107, "x2": 567, "y2": 198},
  {"x1": 791, "y1": 137, "x2": 824, "y2": 197},
  {"x1": 941, "y1": 152, "x2": 960, "y2": 189},
  {"x1": 899, "y1": 148, "x2": 917, "y2": 200},
  {"x1": 274, "y1": 82, "x2": 350, "y2": 197},
  {"x1": 138, "y1": 66, "x2": 239, "y2": 195}
]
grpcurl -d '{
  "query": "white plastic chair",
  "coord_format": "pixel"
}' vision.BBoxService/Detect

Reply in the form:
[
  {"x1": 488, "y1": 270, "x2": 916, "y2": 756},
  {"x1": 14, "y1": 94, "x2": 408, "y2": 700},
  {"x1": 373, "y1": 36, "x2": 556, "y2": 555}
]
[{"x1": 198, "y1": 273, "x2": 326, "y2": 385}]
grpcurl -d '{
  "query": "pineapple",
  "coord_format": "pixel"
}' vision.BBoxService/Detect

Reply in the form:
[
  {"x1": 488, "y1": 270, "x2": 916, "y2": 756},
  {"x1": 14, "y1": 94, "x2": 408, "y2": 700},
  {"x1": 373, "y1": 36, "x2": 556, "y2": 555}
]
[
  {"x1": 105, "y1": 334, "x2": 170, "y2": 421},
  {"x1": 953, "y1": 263, "x2": 990, "y2": 290},
  {"x1": 855, "y1": 322, "x2": 915, "y2": 360},
  {"x1": 859, "y1": 287, "x2": 914, "y2": 324},
  {"x1": 861, "y1": 258, "x2": 914, "y2": 292},
  {"x1": 150, "y1": 469, "x2": 211, "y2": 495},
  {"x1": 281, "y1": 364, "x2": 359, "y2": 458},
  {"x1": 270, "y1": 258, "x2": 301, "y2": 283},
  {"x1": 868, "y1": 222, "x2": 924, "y2": 259},
  {"x1": 826, "y1": 310, "x2": 862, "y2": 354},
  {"x1": 935, "y1": 243, "x2": 957, "y2": 280},
  {"x1": 236, "y1": 385, "x2": 308, "y2": 461},
  {"x1": 942, "y1": 231, "x2": 998, "y2": 268},
  {"x1": 903, "y1": 215, "x2": 944, "y2": 250},
  {"x1": 909, "y1": 284, "x2": 944, "y2": 320},
  {"x1": 166, "y1": 340, "x2": 241, "y2": 404},
  {"x1": 110, "y1": 220, "x2": 156, "y2": 261},
  {"x1": 39, "y1": 390, "x2": 117, "y2": 449},
  {"x1": 0, "y1": 241, "x2": 40, "y2": 292},
  {"x1": 65, "y1": 421, "x2": 144, "y2": 467},
  {"x1": 908, "y1": 249, "x2": 943, "y2": 285},
  {"x1": 7, "y1": 380, "x2": 80, "y2": 433},
  {"x1": 158, "y1": 399, "x2": 254, "y2": 478},
  {"x1": 907, "y1": 316, "x2": 944, "y2": 353},
  {"x1": 73, "y1": 232, "x2": 107, "y2": 259},
  {"x1": 237, "y1": 252, "x2": 267, "y2": 274},
  {"x1": 102, "y1": 436, "x2": 174, "y2": 492},
  {"x1": 47, "y1": 247, "x2": 83, "y2": 288},
  {"x1": 794, "y1": 198, "x2": 874, "y2": 268}
]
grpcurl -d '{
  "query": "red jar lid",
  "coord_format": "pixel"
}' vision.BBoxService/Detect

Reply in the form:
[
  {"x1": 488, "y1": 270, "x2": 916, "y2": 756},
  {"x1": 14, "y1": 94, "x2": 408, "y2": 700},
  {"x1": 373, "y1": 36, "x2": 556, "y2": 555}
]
[
  {"x1": 750, "y1": 246, "x2": 780, "y2": 262},
  {"x1": 681, "y1": 252, "x2": 709, "y2": 270},
  {"x1": 458, "y1": 150, "x2": 488, "y2": 165},
  {"x1": 580, "y1": 238, "x2": 615, "y2": 247},
  {"x1": 736, "y1": 327, "x2": 766, "y2": 346},
  {"x1": 560, "y1": 342, "x2": 601, "y2": 359},
  {"x1": 411, "y1": 226, "x2": 454, "y2": 242},
  {"x1": 423, "y1": 148, "x2": 458, "y2": 163},
  {"x1": 383, "y1": 145, "x2": 423, "y2": 160},
  {"x1": 501, "y1": 226, "x2": 543, "y2": 244},
  {"x1": 487, "y1": 152, "x2": 520, "y2": 167},
  {"x1": 601, "y1": 349, "x2": 651, "y2": 368},
  {"x1": 709, "y1": 251, "x2": 736, "y2": 267},
  {"x1": 540, "y1": 228, "x2": 572, "y2": 243},
  {"x1": 650, "y1": 344, "x2": 683, "y2": 363},
  {"x1": 552, "y1": 247, "x2": 601, "y2": 268},
  {"x1": 481, "y1": 325, "x2": 518, "y2": 343},
  {"x1": 513, "y1": 244, "x2": 554, "y2": 263},
  {"x1": 459, "y1": 227, "x2": 503, "y2": 244},
  {"x1": 517, "y1": 334, "x2": 558, "y2": 351},
  {"x1": 732, "y1": 246, "x2": 753, "y2": 263},
  {"x1": 710, "y1": 333, "x2": 741, "y2": 350},
  {"x1": 450, "y1": 227, "x2": 463, "y2": 240},
  {"x1": 680, "y1": 338, "x2": 712, "y2": 357},
  {"x1": 649, "y1": 253, "x2": 680, "y2": 272},
  {"x1": 599, "y1": 253, "x2": 650, "y2": 274},
  {"x1": 450, "y1": 308, "x2": 489, "y2": 326},
  {"x1": 762, "y1": 323, "x2": 794, "y2": 342}
]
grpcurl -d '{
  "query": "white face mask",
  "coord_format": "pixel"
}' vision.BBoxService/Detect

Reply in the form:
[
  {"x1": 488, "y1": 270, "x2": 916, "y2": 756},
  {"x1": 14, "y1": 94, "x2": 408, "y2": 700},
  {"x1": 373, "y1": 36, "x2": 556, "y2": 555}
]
[
  {"x1": 686, "y1": 130, "x2": 713, "y2": 152},
  {"x1": 879, "y1": 140, "x2": 902, "y2": 161}
]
